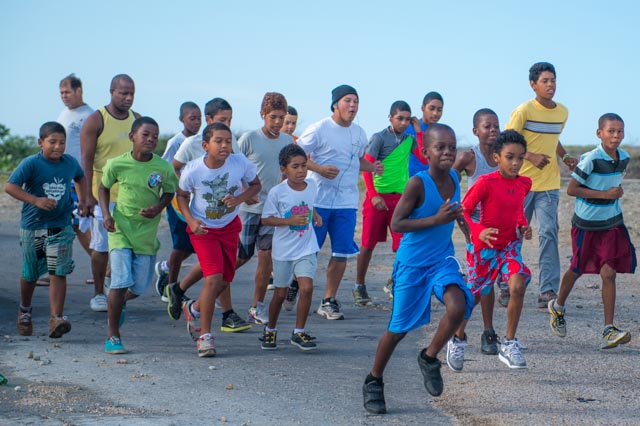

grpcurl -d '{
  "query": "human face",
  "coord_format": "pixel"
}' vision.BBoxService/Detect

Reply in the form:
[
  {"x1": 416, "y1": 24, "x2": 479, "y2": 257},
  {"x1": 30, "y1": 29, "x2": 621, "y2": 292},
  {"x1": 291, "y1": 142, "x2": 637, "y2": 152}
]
[
  {"x1": 203, "y1": 129, "x2": 233, "y2": 164},
  {"x1": 597, "y1": 120, "x2": 625, "y2": 156},
  {"x1": 332, "y1": 94, "x2": 359, "y2": 126},
  {"x1": 282, "y1": 155, "x2": 308, "y2": 187},
  {"x1": 530, "y1": 71, "x2": 556, "y2": 105},
  {"x1": 263, "y1": 109, "x2": 286, "y2": 138},
  {"x1": 110, "y1": 80, "x2": 135, "y2": 113},
  {"x1": 130, "y1": 123, "x2": 159, "y2": 156},
  {"x1": 59, "y1": 84, "x2": 83, "y2": 109},
  {"x1": 207, "y1": 110, "x2": 233, "y2": 127},
  {"x1": 389, "y1": 110, "x2": 412, "y2": 134},
  {"x1": 473, "y1": 114, "x2": 500, "y2": 148},
  {"x1": 39, "y1": 132, "x2": 66, "y2": 161},
  {"x1": 181, "y1": 108, "x2": 202, "y2": 137},
  {"x1": 281, "y1": 114, "x2": 298, "y2": 135},
  {"x1": 421, "y1": 100, "x2": 443, "y2": 125},
  {"x1": 423, "y1": 129, "x2": 456, "y2": 171},
  {"x1": 494, "y1": 142, "x2": 525, "y2": 179}
]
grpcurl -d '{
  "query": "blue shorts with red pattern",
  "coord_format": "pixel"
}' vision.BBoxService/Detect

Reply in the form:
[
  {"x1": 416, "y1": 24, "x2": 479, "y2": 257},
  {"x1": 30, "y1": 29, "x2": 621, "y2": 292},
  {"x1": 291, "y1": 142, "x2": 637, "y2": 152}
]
[{"x1": 466, "y1": 239, "x2": 531, "y2": 296}]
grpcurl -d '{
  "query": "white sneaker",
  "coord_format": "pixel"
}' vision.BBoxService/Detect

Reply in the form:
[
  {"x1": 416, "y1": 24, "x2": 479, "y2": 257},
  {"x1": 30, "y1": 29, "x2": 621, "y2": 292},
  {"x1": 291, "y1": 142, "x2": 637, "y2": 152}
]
[
  {"x1": 248, "y1": 302, "x2": 269, "y2": 324},
  {"x1": 498, "y1": 338, "x2": 527, "y2": 369},
  {"x1": 316, "y1": 298, "x2": 344, "y2": 320},
  {"x1": 90, "y1": 294, "x2": 108, "y2": 312},
  {"x1": 446, "y1": 335, "x2": 467, "y2": 372}
]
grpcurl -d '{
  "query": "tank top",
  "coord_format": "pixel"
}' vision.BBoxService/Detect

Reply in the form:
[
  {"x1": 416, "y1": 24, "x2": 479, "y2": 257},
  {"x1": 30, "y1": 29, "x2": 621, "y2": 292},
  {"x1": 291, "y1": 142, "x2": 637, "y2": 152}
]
[
  {"x1": 467, "y1": 145, "x2": 498, "y2": 223},
  {"x1": 395, "y1": 169, "x2": 460, "y2": 268},
  {"x1": 92, "y1": 107, "x2": 136, "y2": 200}
]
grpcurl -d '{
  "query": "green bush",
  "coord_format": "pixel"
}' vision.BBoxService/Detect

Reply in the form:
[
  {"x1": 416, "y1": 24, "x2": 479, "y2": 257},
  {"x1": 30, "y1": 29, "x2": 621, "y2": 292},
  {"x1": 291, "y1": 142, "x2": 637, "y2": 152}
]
[{"x1": 0, "y1": 124, "x2": 39, "y2": 172}]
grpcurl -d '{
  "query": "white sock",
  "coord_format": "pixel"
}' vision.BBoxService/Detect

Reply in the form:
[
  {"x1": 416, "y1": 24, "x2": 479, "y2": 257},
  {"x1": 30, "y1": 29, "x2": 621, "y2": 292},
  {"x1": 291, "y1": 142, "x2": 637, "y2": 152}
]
[
  {"x1": 553, "y1": 301, "x2": 565, "y2": 312},
  {"x1": 354, "y1": 283, "x2": 363, "y2": 289},
  {"x1": 20, "y1": 305, "x2": 32, "y2": 312},
  {"x1": 190, "y1": 305, "x2": 200, "y2": 318},
  {"x1": 198, "y1": 333, "x2": 211, "y2": 340},
  {"x1": 294, "y1": 328, "x2": 304, "y2": 334},
  {"x1": 265, "y1": 326, "x2": 277, "y2": 332},
  {"x1": 161, "y1": 260, "x2": 169, "y2": 272}
]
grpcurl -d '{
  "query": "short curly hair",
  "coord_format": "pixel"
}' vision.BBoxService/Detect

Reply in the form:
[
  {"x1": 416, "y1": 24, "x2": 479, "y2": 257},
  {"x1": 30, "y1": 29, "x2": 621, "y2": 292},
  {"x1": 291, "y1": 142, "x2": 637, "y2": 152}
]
[{"x1": 260, "y1": 92, "x2": 288, "y2": 116}]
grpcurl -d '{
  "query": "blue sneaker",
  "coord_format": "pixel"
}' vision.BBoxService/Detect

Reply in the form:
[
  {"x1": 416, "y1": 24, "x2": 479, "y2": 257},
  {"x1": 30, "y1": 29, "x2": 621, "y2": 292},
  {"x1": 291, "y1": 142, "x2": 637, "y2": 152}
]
[{"x1": 105, "y1": 336, "x2": 127, "y2": 354}]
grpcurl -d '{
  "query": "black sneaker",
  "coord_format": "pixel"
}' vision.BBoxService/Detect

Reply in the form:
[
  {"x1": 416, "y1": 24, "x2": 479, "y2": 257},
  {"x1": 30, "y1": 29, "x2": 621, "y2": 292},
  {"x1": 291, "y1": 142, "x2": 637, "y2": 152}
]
[
  {"x1": 291, "y1": 331, "x2": 317, "y2": 351},
  {"x1": 283, "y1": 280, "x2": 299, "y2": 311},
  {"x1": 261, "y1": 329, "x2": 277, "y2": 350},
  {"x1": 481, "y1": 328, "x2": 499, "y2": 355},
  {"x1": 165, "y1": 283, "x2": 183, "y2": 321},
  {"x1": 417, "y1": 351, "x2": 443, "y2": 396},
  {"x1": 221, "y1": 311, "x2": 251, "y2": 333},
  {"x1": 353, "y1": 284, "x2": 372, "y2": 306},
  {"x1": 363, "y1": 378, "x2": 386, "y2": 414}
]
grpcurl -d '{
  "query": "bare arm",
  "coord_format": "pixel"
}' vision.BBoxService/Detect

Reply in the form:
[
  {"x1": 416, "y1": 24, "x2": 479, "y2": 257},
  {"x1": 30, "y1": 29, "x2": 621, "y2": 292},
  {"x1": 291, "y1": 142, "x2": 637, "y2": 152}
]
[
  {"x1": 98, "y1": 183, "x2": 114, "y2": 232},
  {"x1": 5, "y1": 182, "x2": 57, "y2": 211},
  {"x1": 307, "y1": 155, "x2": 339, "y2": 179},
  {"x1": 556, "y1": 142, "x2": 577, "y2": 170},
  {"x1": 221, "y1": 176, "x2": 261, "y2": 208},
  {"x1": 74, "y1": 176, "x2": 87, "y2": 216},
  {"x1": 567, "y1": 177, "x2": 623, "y2": 200},
  {"x1": 139, "y1": 192, "x2": 174, "y2": 219},
  {"x1": 80, "y1": 111, "x2": 103, "y2": 213},
  {"x1": 359, "y1": 156, "x2": 383, "y2": 175},
  {"x1": 171, "y1": 159, "x2": 185, "y2": 177},
  {"x1": 453, "y1": 150, "x2": 475, "y2": 177}
]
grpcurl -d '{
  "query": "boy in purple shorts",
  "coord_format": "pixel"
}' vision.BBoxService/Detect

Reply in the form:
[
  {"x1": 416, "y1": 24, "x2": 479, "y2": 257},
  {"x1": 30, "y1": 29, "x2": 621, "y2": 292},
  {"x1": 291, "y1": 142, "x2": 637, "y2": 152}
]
[
  {"x1": 447, "y1": 130, "x2": 532, "y2": 372},
  {"x1": 548, "y1": 113, "x2": 636, "y2": 349},
  {"x1": 362, "y1": 124, "x2": 473, "y2": 415}
]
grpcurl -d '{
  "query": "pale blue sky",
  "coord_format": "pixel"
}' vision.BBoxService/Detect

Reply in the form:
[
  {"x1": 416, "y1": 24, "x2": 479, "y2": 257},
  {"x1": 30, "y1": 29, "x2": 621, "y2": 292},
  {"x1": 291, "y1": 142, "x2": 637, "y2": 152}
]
[{"x1": 2, "y1": 1, "x2": 639, "y2": 147}]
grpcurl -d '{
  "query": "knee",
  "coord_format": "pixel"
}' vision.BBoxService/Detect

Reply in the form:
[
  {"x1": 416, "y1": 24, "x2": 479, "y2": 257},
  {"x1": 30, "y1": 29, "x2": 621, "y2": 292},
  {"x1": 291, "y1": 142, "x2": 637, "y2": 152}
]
[
  {"x1": 298, "y1": 283, "x2": 313, "y2": 298},
  {"x1": 600, "y1": 264, "x2": 616, "y2": 282},
  {"x1": 509, "y1": 280, "x2": 526, "y2": 299},
  {"x1": 331, "y1": 256, "x2": 347, "y2": 263},
  {"x1": 386, "y1": 331, "x2": 407, "y2": 343}
]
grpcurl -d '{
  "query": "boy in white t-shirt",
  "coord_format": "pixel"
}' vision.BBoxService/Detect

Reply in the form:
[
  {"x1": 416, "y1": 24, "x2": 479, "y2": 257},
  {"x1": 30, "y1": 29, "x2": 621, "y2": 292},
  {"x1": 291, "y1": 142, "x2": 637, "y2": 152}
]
[
  {"x1": 260, "y1": 144, "x2": 322, "y2": 351},
  {"x1": 176, "y1": 123, "x2": 261, "y2": 357}
]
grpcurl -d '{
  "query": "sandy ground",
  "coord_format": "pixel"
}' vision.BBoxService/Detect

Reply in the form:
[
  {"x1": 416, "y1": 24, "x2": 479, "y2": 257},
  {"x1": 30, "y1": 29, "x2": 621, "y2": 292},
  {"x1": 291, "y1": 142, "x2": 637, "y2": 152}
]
[{"x1": 0, "y1": 179, "x2": 638, "y2": 425}]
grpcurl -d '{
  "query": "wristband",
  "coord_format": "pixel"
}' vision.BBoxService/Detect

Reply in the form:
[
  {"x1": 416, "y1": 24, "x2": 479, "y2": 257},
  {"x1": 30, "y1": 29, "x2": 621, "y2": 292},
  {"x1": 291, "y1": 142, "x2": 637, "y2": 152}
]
[{"x1": 562, "y1": 154, "x2": 571, "y2": 162}]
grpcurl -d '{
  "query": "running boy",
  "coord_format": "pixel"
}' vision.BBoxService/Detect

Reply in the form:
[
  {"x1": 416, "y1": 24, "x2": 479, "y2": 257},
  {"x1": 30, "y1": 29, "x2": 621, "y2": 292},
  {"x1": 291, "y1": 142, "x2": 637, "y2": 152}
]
[
  {"x1": 99, "y1": 117, "x2": 178, "y2": 354},
  {"x1": 405, "y1": 91, "x2": 444, "y2": 176},
  {"x1": 236, "y1": 92, "x2": 293, "y2": 325},
  {"x1": 548, "y1": 113, "x2": 636, "y2": 349},
  {"x1": 6, "y1": 122, "x2": 85, "y2": 338},
  {"x1": 177, "y1": 122, "x2": 261, "y2": 357},
  {"x1": 354, "y1": 101, "x2": 420, "y2": 305},
  {"x1": 362, "y1": 124, "x2": 473, "y2": 415},
  {"x1": 260, "y1": 144, "x2": 321, "y2": 351},
  {"x1": 447, "y1": 129, "x2": 532, "y2": 372}
]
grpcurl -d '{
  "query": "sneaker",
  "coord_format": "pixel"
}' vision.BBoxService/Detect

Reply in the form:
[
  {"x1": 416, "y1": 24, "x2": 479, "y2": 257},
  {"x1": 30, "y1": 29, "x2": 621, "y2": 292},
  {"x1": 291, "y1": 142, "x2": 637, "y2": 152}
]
[
  {"x1": 291, "y1": 331, "x2": 317, "y2": 351},
  {"x1": 104, "y1": 276, "x2": 111, "y2": 296},
  {"x1": 105, "y1": 336, "x2": 127, "y2": 354},
  {"x1": 497, "y1": 288, "x2": 510, "y2": 307},
  {"x1": 601, "y1": 325, "x2": 631, "y2": 349},
  {"x1": 480, "y1": 328, "x2": 499, "y2": 355},
  {"x1": 90, "y1": 294, "x2": 108, "y2": 312},
  {"x1": 154, "y1": 261, "x2": 169, "y2": 302},
  {"x1": 248, "y1": 302, "x2": 269, "y2": 325},
  {"x1": 498, "y1": 338, "x2": 527, "y2": 369},
  {"x1": 197, "y1": 335, "x2": 216, "y2": 357},
  {"x1": 537, "y1": 290, "x2": 557, "y2": 308},
  {"x1": 547, "y1": 299, "x2": 566, "y2": 338},
  {"x1": 261, "y1": 329, "x2": 277, "y2": 350},
  {"x1": 362, "y1": 378, "x2": 386, "y2": 414},
  {"x1": 221, "y1": 311, "x2": 251, "y2": 333},
  {"x1": 48, "y1": 316, "x2": 71, "y2": 339},
  {"x1": 183, "y1": 300, "x2": 201, "y2": 341},
  {"x1": 17, "y1": 308, "x2": 33, "y2": 336},
  {"x1": 383, "y1": 278, "x2": 394, "y2": 299},
  {"x1": 417, "y1": 351, "x2": 443, "y2": 396},
  {"x1": 267, "y1": 274, "x2": 275, "y2": 291},
  {"x1": 316, "y1": 298, "x2": 344, "y2": 320},
  {"x1": 283, "y1": 281, "x2": 299, "y2": 311},
  {"x1": 165, "y1": 283, "x2": 183, "y2": 321},
  {"x1": 353, "y1": 284, "x2": 372, "y2": 306},
  {"x1": 446, "y1": 334, "x2": 467, "y2": 372}
]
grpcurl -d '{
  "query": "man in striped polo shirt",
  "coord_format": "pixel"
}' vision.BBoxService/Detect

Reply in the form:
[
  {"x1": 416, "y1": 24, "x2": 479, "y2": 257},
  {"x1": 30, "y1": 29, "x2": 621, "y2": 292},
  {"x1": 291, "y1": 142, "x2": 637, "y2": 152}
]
[{"x1": 506, "y1": 62, "x2": 577, "y2": 308}]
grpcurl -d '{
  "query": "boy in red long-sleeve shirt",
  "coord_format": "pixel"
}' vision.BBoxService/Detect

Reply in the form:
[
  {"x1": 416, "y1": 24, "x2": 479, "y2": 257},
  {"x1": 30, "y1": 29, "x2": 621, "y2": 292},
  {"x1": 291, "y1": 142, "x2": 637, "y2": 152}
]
[{"x1": 446, "y1": 129, "x2": 533, "y2": 372}]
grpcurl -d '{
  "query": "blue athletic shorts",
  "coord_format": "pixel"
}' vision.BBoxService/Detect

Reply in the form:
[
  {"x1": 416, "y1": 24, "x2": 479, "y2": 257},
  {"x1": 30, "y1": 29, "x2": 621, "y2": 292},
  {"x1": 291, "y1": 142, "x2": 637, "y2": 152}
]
[
  {"x1": 314, "y1": 208, "x2": 359, "y2": 258},
  {"x1": 166, "y1": 204, "x2": 194, "y2": 253},
  {"x1": 109, "y1": 248, "x2": 156, "y2": 296},
  {"x1": 388, "y1": 257, "x2": 473, "y2": 334}
]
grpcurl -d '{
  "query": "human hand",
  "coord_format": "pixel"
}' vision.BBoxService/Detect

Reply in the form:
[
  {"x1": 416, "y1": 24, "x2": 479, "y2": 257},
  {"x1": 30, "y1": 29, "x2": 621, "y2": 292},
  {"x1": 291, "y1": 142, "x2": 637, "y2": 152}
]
[
  {"x1": 371, "y1": 195, "x2": 388, "y2": 211},
  {"x1": 188, "y1": 219, "x2": 208, "y2": 235},
  {"x1": 563, "y1": 156, "x2": 578, "y2": 171},
  {"x1": 319, "y1": 165, "x2": 340, "y2": 180},
  {"x1": 34, "y1": 197, "x2": 57, "y2": 211},
  {"x1": 103, "y1": 216, "x2": 116, "y2": 232},
  {"x1": 373, "y1": 160, "x2": 384, "y2": 176},
  {"x1": 434, "y1": 199, "x2": 464, "y2": 225},
  {"x1": 221, "y1": 194, "x2": 241, "y2": 209},
  {"x1": 245, "y1": 195, "x2": 260, "y2": 205},
  {"x1": 519, "y1": 225, "x2": 532, "y2": 240},
  {"x1": 410, "y1": 116, "x2": 421, "y2": 133},
  {"x1": 84, "y1": 195, "x2": 98, "y2": 216},
  {"x1": 479, "y1": 227, "x2": 499, "y2": 247},
  {"x1": 604, "y1": 186, "x2": 623, "y2": 199},
  {"x1": 288, "y1": 213, "x2": 310, "y2": 227},
  {"x1": 528, "y1": 153, "x2": 551, "y2": 169},
  {"x1": 313, "y1": 211, "x2": 323, "y2": 227}
]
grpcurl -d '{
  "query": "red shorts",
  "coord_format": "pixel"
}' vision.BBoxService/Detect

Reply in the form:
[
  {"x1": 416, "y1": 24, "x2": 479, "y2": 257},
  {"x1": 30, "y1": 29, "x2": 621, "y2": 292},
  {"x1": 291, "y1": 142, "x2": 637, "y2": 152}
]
[
  {"x1": 361, "y1": 193, "x2": 403, "y2": 251},
  {"x1": 569, "y1": 225, "x2": 636, "y2": 274},
  {"x1": 188, "y1": 216, "x2": 242, "y2": 281},
  {"x1": 466, "y1": 240, "x2": 531, "y2": 296}
]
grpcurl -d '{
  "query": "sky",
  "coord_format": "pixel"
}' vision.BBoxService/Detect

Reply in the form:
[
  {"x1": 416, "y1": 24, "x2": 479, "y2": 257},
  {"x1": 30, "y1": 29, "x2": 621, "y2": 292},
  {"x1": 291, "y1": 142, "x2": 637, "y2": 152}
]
[{"x1": 1, "y1": 1, "x2": 639, "y2": 148}]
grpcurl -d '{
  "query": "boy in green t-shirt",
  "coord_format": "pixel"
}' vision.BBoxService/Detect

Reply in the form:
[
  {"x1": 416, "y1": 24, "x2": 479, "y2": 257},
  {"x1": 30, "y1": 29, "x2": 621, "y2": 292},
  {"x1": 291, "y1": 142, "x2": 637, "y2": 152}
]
[{"x1": 99, "y1": 117, "x2": 178, "y2": 354}]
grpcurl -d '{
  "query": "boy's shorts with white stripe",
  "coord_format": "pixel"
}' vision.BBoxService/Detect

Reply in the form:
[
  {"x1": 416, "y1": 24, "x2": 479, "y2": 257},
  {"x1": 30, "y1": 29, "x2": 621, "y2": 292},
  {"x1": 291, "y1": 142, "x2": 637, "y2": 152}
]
[{"x1": 20, "y1": 226, "x2": 75, "y2": 281}]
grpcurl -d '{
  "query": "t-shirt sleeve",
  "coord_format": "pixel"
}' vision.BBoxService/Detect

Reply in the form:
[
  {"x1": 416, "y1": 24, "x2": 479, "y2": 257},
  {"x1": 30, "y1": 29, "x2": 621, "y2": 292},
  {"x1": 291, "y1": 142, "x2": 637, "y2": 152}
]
[
  {"x1": 517, "y1": 177, "x2": 532, "y2": 227},
  {"x1": 366, "y1": 133, "x2": 384, "y2": 159},
  {"x1": 178, "y1": 166, "x2": 194, "y2": 192},
  {"x1": 462, "y1": 177, "x2": 487, "y2": 239},
  {"x1": 237, "y1": 132, "x2": 251, "y2": 157},
  {"x1": 261, "y1": 188, "x2": 280, "y2": 219},
  {"x1": 173, "y1": 139, "x2": 192, "y2": 165},
  {"x1": 162, "y1": 163, "x2": 179, "y2": 194},
  {"x1": 101, "y1": 159, "x2": 116, "y2": 189},
  {"x1": 296, "y1": 124, "x2": 318, "y2": 154},
  {"x1": 72, "y1": 157, "x2": 85, "y2": 181},
  {"x1": 357, "y1": 128, "x2": 368, "y2": 158},
  {"x1": 505, "y1": 107, "x2": 526, "y2": 132},
  {"x1": 571, "y1": 152, "x2": 592, "y2": 185},
  {"x1": 7, "y1": 156, "x2": 33, "y2": 186}
]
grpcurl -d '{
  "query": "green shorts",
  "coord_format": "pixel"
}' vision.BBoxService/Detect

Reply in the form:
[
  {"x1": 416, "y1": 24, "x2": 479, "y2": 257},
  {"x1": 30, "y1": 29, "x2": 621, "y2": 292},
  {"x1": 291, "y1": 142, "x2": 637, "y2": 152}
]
[{"x1": 20, "y1": 226, "x2": 75, "y2": 281}]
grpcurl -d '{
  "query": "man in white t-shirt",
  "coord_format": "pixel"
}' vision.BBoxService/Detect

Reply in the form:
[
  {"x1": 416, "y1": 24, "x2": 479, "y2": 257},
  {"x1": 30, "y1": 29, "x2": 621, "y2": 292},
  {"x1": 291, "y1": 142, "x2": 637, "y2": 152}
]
[{"x1": 297, "y1": 85, "x2": 383, "y2": 320}]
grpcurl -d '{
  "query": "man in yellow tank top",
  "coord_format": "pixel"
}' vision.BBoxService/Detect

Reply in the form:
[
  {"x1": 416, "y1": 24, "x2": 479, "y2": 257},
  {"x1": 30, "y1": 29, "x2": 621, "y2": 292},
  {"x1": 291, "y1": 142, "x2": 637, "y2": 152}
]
[{"x1": 81, "y1": 74, "x2": 140, "y2": 312}]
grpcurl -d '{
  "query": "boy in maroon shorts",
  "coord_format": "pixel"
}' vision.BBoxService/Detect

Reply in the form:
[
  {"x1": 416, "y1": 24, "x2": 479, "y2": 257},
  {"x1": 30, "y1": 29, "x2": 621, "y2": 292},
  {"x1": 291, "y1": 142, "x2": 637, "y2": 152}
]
[
  {"x1": 548, "y1": 113, "x2": 636, "y2": 349},
  {"x1": 354, "y1": 101, "x2": 421, "y2": 305}
]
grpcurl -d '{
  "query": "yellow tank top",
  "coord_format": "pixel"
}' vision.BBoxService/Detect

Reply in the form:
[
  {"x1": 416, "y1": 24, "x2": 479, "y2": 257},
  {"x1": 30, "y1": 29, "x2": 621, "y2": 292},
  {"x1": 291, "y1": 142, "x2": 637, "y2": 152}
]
[{"x1": 92, "y1": 107, "x2": 136, "y2": 200}]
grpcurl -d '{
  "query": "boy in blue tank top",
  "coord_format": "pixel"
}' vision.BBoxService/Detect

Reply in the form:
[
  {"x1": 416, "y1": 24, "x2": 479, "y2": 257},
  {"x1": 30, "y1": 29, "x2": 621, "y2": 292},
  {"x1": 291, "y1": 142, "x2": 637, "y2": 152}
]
[{"x1": 362, "y1": 124, "x2": 474, "y2": 415}]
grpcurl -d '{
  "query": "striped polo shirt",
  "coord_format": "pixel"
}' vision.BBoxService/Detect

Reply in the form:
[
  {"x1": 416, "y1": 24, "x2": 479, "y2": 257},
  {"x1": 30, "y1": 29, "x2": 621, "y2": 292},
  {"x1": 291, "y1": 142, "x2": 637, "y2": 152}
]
[{"x1": 571, "y1": 144, "x2": 629, "y2": 230}]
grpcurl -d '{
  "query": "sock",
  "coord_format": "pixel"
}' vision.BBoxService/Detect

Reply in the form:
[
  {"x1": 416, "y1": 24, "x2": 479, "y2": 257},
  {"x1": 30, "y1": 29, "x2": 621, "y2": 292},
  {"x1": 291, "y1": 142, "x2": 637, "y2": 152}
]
[
  {"x1": 222, "y1": 310, "x2": 233, "y2": 320},
  {"x1": 265, "y1": 326, "x2": 277, "y2": 332},
  {"x1": 420, "y1": 349, "x2": 438, "y2": 364},
  {"x1": 20, "y1": 305, "x2": 32, "y2": 313},
  {"x1": 366, "y1": 373, "x2": 383, "y2": 384},
  {"x1": 161, "y1": 260, "x2": 169, "y2": 272},
  {"x1": 198, "y1": 333, "x2": 211, "y2": 340},
  {"x1": 553, "y1": 301, "x2": 565, "y2": 312},
  {"x1": 293, "y1": 328, "x2": 304, "y2": 334},
  {"x1": 190, "y1": 305, "x2": 200, "y2": 318},
  {"x1": 354, "y1": 283, "x2": 364, "y2": 290}
]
